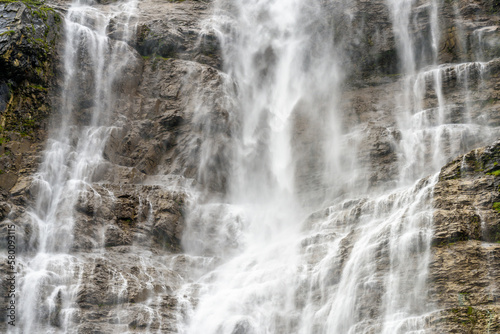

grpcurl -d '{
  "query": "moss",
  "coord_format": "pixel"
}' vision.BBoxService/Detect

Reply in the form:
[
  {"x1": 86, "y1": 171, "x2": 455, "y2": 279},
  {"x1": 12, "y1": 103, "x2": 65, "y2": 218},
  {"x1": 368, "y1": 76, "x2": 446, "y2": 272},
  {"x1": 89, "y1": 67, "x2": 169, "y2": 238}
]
[
  {"x1": 32, "y1": 5, "x2": 57, "y2": 28},
  {"x1": 0, "y1": 30, "x2": 16, "y2": 37},
  {"x1": 465, "y1": 307, "x2": 480, "y2": 327},
  {"x1": 0, "y1": 0, "x2": 45, "y2": 7},
  {"x1": 473, "y1": 157, "x2": 485, "y2": 172},
  {"x1": 138, "y1": 25, "x2": 151, "y2": 42},
  {"x1": 119, "y1": 217, "x2": 135, "y2": 229},
  {"x1": 447, "y1": 306, "x2": 494, "y2": 332},
  {"x1": 486, "y1": 170, "x2": 500, "y2": 176},
  {"x1": 2, "y1": 84, "x2": 49, "y2": 137},
  {"x1": 32, "y1": 84, "x2": 46, "y2": 90},
  {"x1": 146, "y1": 54, "x2": 172, "y2": 72},
  {"x1": 493, "y1": 202, "x2": 500, "y2": 213}
]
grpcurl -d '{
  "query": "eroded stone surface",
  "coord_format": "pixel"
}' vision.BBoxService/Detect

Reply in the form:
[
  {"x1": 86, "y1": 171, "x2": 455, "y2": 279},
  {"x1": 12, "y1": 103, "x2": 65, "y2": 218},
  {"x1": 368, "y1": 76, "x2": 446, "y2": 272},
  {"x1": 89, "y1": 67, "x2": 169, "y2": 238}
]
[{"x1": 430, "y1": 141, "x2": 500, "y2": 333}]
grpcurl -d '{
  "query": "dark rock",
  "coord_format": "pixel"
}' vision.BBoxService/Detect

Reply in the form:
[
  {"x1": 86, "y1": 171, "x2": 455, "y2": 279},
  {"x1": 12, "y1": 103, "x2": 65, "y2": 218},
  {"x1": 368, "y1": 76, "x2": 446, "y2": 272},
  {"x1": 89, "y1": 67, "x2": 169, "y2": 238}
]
[{"x1": 135, "y1": 0, "x2": 222, "y2": 69}]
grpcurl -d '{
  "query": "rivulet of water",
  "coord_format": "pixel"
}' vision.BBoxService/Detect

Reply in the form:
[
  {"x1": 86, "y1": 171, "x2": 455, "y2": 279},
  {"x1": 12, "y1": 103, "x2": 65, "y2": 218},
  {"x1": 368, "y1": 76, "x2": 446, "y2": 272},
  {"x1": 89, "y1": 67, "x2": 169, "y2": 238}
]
[{"x1": 12, "y1": 1, "x2": 138, "y2": 332}]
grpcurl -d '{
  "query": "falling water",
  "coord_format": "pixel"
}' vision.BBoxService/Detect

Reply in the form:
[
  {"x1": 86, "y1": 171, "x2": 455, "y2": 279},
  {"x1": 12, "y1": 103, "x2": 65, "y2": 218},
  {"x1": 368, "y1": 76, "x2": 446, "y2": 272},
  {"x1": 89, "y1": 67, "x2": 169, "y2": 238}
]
[
  {"x1": 179, "y1": 0, "x2": 499, "y2": 333},
  {"x1": 5, "y1": 0, "x2": 500, "y2": 332},
  {"x1": 12, "y1": 0, "x2": 138, "y2": 332}
]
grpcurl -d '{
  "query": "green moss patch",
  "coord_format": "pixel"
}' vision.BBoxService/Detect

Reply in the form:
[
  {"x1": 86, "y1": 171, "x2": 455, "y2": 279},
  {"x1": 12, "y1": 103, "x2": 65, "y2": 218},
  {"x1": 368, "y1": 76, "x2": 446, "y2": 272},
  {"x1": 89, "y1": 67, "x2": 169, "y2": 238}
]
[
  {"x1": 0, "y1": 30, "x2": 16, "y2": 37},
  {"x1": 486, "y1": 169, "x2": 500, "y2": 176},
  {"x1": 0, "y1": 0, "x2": 45, "y2": 7},
  {"x1": 492, "y1": 202, "x2": 500, "y2": 213}
]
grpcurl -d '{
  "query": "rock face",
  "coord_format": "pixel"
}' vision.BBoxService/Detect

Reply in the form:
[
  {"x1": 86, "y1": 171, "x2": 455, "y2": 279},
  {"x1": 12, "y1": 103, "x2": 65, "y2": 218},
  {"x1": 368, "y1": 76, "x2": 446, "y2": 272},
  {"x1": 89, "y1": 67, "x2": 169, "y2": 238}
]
[
  {"x1": 1, "y1": 0, "x2": 500, "y2": 332},
  {"x1": 0, "y1": 1, "x2": 61, "y2": 134},
  {"x1": 102, "y1": 57, "x2": 234, "y2": 193},
  {"x1": 0, "y1": 0, "x2": 62, "y2": 201},
  {"x1": 429, "y1": 141, "x2": 500, "y2": 333},
  {"x1": 134, "y1": 0, "x2": 221, "y2": 69}
]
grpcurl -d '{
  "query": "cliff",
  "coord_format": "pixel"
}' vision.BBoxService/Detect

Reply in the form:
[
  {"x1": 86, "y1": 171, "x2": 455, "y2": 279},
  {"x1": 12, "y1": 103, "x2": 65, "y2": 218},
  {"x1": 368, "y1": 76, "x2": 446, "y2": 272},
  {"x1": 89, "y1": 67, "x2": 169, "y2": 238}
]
[{"x1": 1, "y1": 0, "x2": 500, "y2": 332}]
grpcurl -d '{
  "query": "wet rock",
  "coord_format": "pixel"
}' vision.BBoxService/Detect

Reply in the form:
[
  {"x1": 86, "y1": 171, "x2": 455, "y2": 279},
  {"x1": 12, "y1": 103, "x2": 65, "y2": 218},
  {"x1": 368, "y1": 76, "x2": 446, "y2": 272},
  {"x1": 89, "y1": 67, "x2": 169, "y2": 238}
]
[
  {"x1": 3, "y1": 0, "x2": 500, "y2": 332},
  {"x1": 104, "y1": 225, "x2": 130, "y2": 247},
  {"x1": 152, "y1": 210, "x2": 184, "y2": 251},
  {"x1": 430, "y1": 141, "x2": 500, "y2": 333},
  {"x1": 135, "y1": 0, "x2": 222, "y2": 68},
  {"x1": 9, "y1": 174, "x2": 31, "y2": 195},
  {"x1": 70, "y1": 183, "x2": 186, "y2": 252},
  {"x1": 0, "y1": 1, "x2": 62, "y2": 235},
  {"x1": 0, "y1": 2, "x2": 61, "y2": 84},
  {"x1": 434, "y1": 141, "x2": 500, "y2": 245},
  {"x1": 0, "y1": 201, "x2": 10, "y2": 220},
  {"x1": 0, "y1": 2, "x2": 62, "y2": 138},
  {"x1": 103, "y1": 57, "x2": 235, "y2": 193},
  {"x1": 72, "y1": 252, "x2": 182, "y2": 332}
]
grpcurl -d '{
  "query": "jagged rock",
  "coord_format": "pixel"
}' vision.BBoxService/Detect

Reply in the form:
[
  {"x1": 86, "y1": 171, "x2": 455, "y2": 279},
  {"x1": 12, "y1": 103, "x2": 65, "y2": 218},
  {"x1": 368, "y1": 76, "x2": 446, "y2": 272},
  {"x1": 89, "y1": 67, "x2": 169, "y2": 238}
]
[
  {"x1": 0, "y1": 1, "x2": 62, "y2": 220},
  {"x1": 69, "y1": 183, "x2": 186, "y2": 253},
  {"x1": 434, "y1": 141, "x2": 500, "y2": 245},
  {"x1": 135, "y1": 0, "x2": 221, "y2": 68},
  {"x1": 0, "y1": 2, "x2": 61, "y2": 84},
  {"x1": 0, "y1": 201, "x2": 10, "y2": 220},
  {"x1": 0, "y1": 1, "x2": 61, "y2": 136},
  {"x1": 430, "y1": 140, "x2": 500, "y2": 333},
  {"x1": 0, "y1": 172, "x2": 17, "y2": 191},
  {"x1": 103, "y1": 57, "x2": 235, "y2": 193}
]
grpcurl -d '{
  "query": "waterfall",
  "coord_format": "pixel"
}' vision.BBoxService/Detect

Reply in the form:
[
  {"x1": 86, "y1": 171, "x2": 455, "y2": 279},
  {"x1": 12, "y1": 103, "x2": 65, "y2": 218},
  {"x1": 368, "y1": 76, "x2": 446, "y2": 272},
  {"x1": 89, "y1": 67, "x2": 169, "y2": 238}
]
[
  {"x1": 178, "y1": 0, "x2": 499, "y2": 333},
  {"x1": 13, "y1": 0, "x2": 138, "y2": 332},
  {"x1": 5, "y1": 0, "x2": 500, "y2": 332}
]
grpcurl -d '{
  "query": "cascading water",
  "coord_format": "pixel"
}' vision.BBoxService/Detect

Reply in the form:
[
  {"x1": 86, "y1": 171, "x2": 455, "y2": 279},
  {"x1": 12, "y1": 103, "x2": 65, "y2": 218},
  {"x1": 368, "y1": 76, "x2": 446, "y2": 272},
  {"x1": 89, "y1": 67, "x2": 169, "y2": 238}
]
[
  {"x1": 389, "y1": 0, "x2": 496, "y2": 185},
  {"x1": 4, "y1": 0, "x2": 500, "y2": 332},
  {"x1": 178, "y1": 0, "x2": 500, "y2": 333},
  {"x1": 12, "y1": 0, "x2": 138, "y2": 332}
]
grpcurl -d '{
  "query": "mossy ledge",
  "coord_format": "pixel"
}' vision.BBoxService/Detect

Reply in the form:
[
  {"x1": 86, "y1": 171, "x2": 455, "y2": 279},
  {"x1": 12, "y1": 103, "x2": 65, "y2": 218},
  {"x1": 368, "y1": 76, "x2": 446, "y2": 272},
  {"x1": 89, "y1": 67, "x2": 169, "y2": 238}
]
[
  {"x1": 0, "y1": 0, "x2": 63, "y2": 185},
  {"x1": 0, "y1": 1, "x2": 62, "y2": 141}
]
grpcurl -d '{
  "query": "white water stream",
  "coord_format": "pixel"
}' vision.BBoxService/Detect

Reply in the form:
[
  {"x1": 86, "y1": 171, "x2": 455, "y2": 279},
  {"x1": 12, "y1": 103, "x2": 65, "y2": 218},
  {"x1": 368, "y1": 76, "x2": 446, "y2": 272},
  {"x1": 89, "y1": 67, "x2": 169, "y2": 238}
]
[
  {"x1": 12, "y1": 0, "x2": 138, "y2": 332},
  {"x1": 178, "y1": 0, "x2": 498, "y2": 333}
]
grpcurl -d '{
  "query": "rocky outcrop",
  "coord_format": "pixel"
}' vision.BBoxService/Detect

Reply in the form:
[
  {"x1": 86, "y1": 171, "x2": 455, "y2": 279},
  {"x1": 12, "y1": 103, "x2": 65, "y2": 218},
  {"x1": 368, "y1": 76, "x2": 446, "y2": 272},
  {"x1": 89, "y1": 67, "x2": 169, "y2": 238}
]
[
  {"x1": 71, "y1": 182, "x2": 186, "y2": 252},
  {"x1": 102, "y1": 57, "x2": 234, "y2": 193},
  {"x1": 0, "y1": 1, "x2": 62, "y2": 194},
  {"x1": 430, "y1": 141, "x2": 500, "y2": 333},
  {"x1": 333, "y1": 0, "x2": 500, "y2": 191},
  {"x1": 438, "y1": 0, "x2": 500, "y2": 64},
  {"x1": 135, "y1": 0, "x2": 221, "y2": 69}
]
